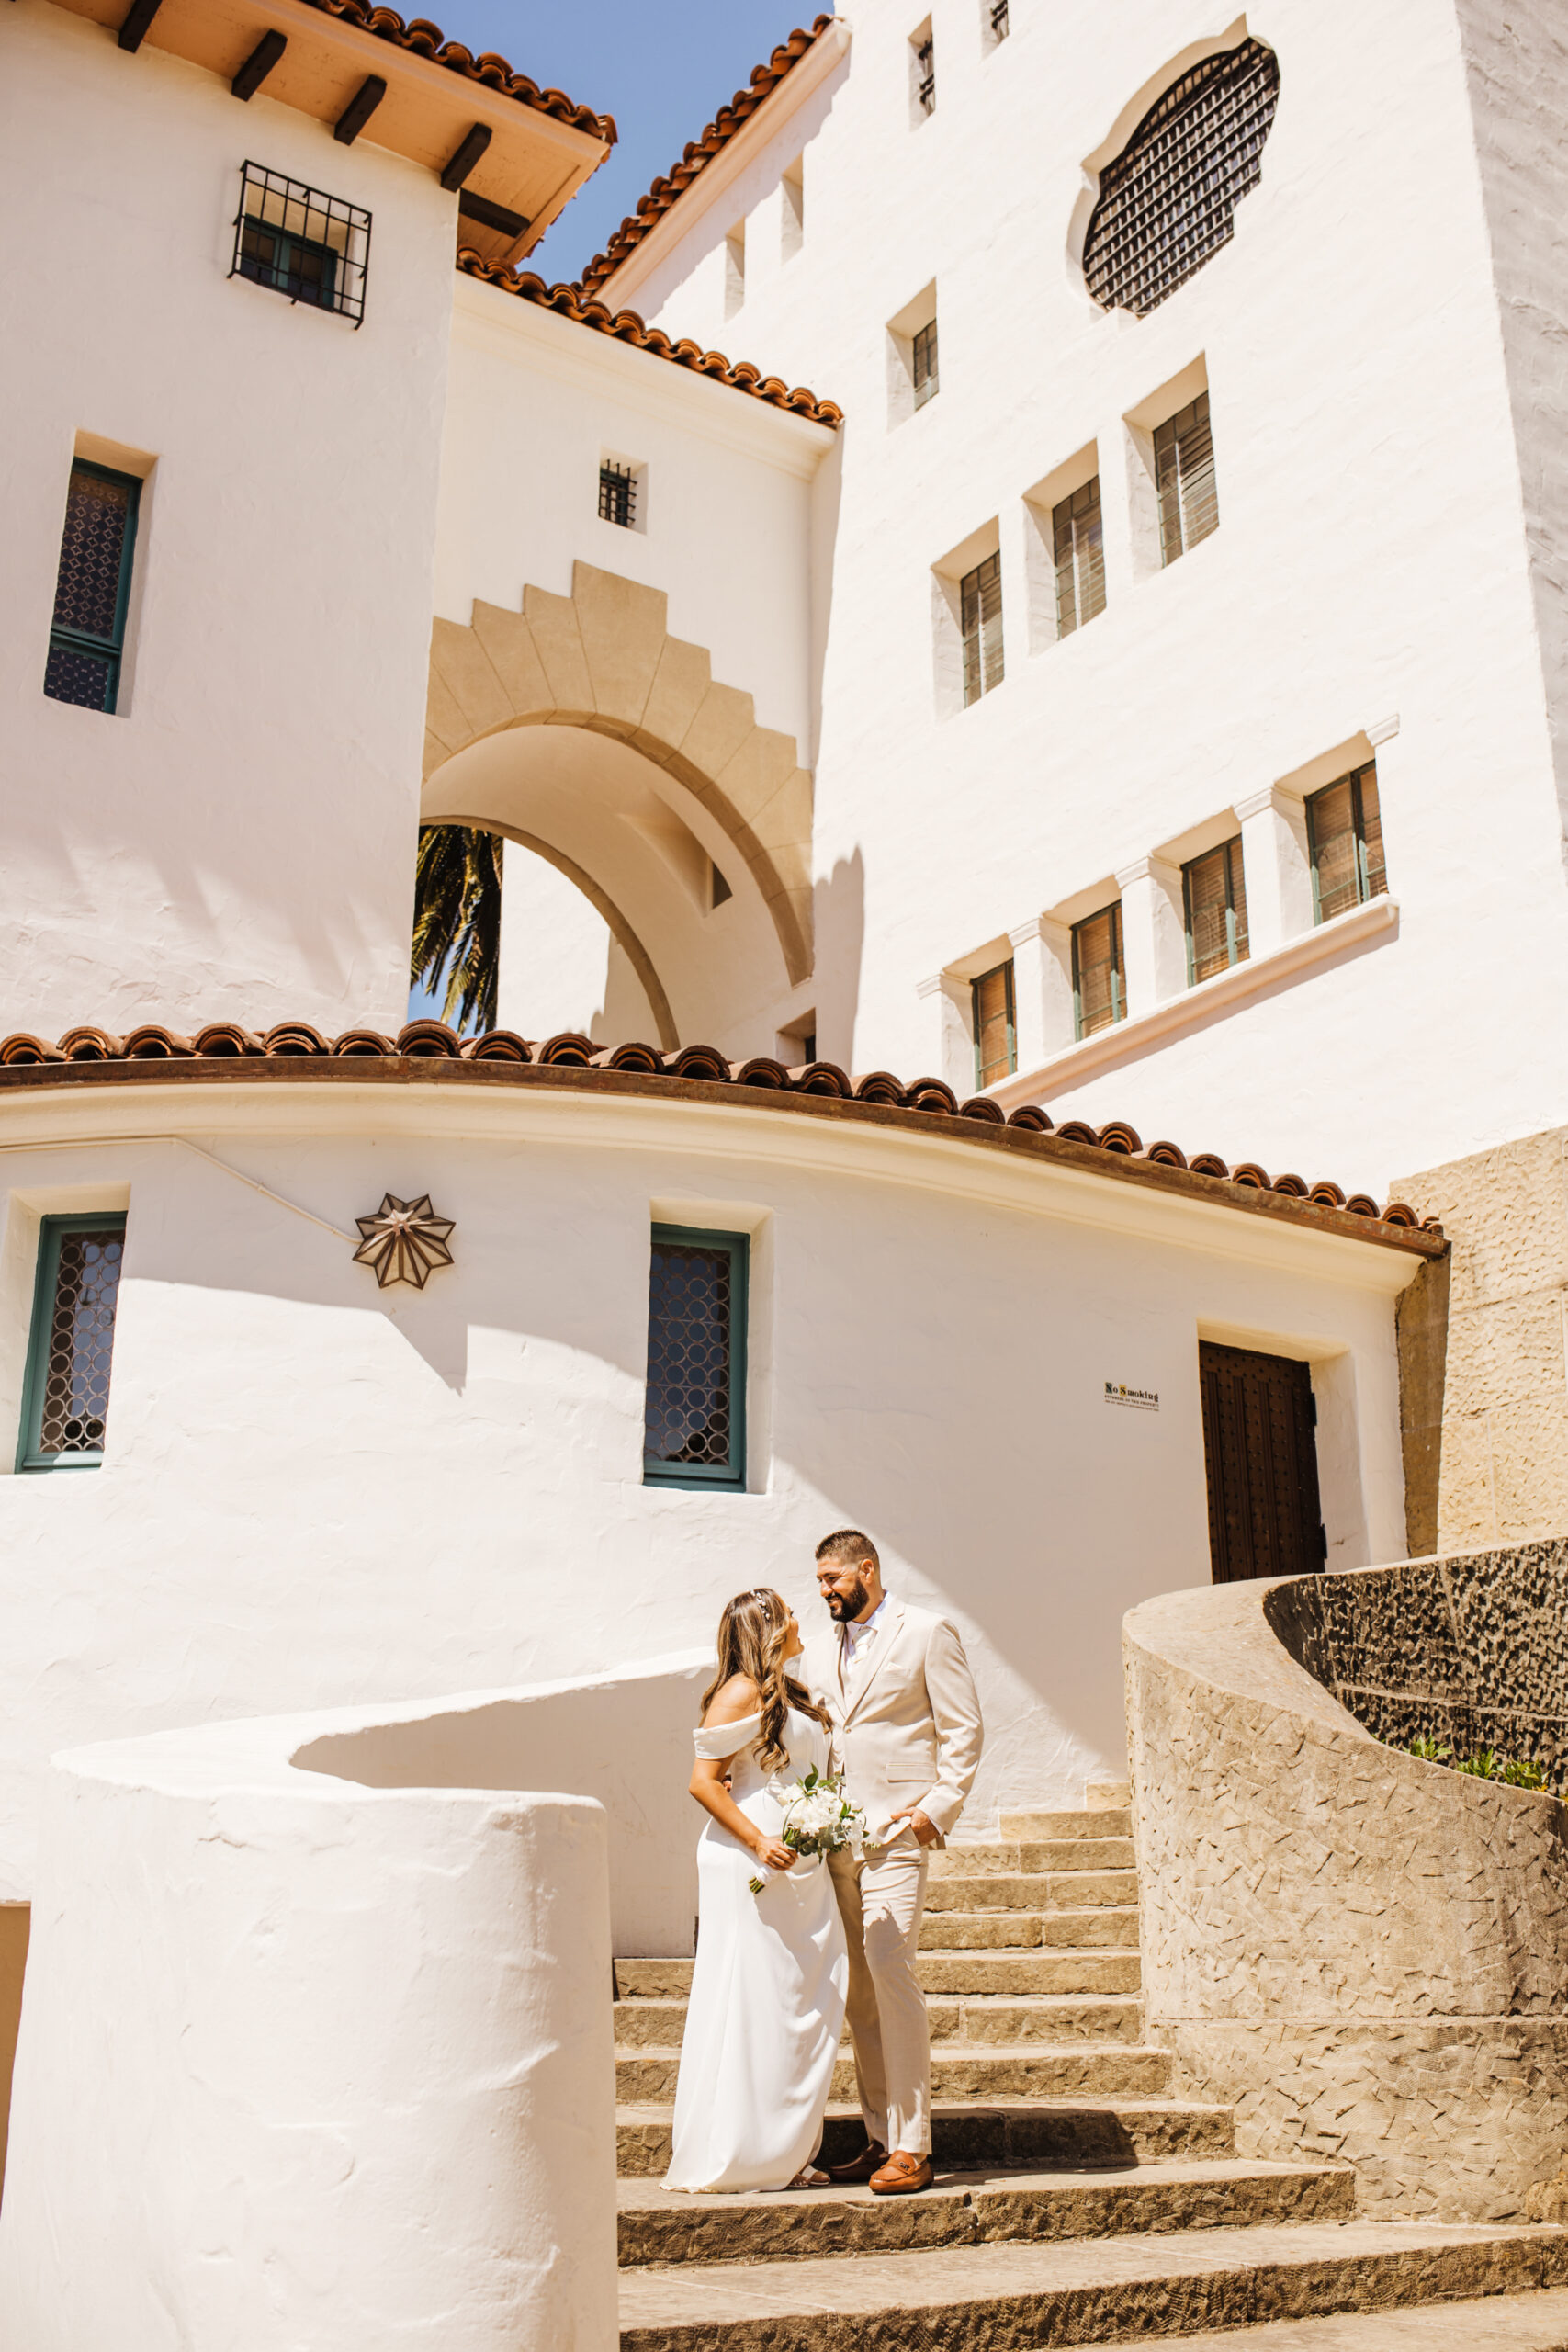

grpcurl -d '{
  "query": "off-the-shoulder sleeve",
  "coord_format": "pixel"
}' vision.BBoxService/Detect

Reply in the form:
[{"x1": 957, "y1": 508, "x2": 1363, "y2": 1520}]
[{"x1": 693, "y1": 1711, "x2": 761, "y2": 1759}]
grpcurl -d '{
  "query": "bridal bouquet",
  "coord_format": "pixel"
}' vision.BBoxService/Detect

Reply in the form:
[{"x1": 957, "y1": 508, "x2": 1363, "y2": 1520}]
[{"x1": 749, "y1": 1768, "x2": 867, "y2": 1894}]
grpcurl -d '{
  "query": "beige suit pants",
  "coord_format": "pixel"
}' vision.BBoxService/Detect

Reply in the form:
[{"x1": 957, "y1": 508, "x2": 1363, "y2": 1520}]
[{"x1": 829, "y1": 1837, "x2": 931, "y2": 2156}]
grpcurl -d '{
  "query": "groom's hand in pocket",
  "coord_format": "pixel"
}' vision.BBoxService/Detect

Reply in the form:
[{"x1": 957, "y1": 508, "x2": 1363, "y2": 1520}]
[{"x1": 887, "y1": 1805, "x2": 940, "y2": 1848}]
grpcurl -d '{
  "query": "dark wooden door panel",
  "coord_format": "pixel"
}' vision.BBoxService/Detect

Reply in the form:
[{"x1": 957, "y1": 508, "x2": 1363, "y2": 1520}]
[{"x1": 1199, "y1": 1341, "x2": 1324, "y2": 1584}]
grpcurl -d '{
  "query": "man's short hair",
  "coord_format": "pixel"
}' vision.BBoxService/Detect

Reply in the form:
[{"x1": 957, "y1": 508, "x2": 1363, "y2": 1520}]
[{"x1": 815, "y1": 1528, "x2": 879, "y2": 1571}]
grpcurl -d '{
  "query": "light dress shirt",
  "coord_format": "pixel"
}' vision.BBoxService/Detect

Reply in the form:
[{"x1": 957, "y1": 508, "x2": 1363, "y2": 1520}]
[{"x1": 840, "y1": 1594, "x2": 890, "y2": 1682}]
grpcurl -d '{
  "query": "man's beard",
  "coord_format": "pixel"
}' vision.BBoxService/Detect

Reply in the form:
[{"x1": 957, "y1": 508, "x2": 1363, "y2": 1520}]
[{"x1": 827, "y1": 1577, "x2": 870, "y2": 1622}]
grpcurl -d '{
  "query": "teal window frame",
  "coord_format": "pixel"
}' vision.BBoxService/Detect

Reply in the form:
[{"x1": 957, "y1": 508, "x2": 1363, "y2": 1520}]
[
  {"x1": 44, "y1": 460, "x2": 141, "y2": 716},
  {"x1": 1072, "y1": 903, "x2": 1125, "y2": 1040},
  {"x1": 1182, "y1": 836, "x2": 1249, "y2": 985},
  {"x1": 17, "y1": 1212, "x2": 128, "y2": 1474},
  {"x1": 972, "y1": 959, "x2": 1016, "y2": 1091},
  {"x1": 1306, "y1": 763, "x2": 1386, "y2": 923},
  {"x1": 643, "y1": 1224, "x2": 749, "y2": 1492}
]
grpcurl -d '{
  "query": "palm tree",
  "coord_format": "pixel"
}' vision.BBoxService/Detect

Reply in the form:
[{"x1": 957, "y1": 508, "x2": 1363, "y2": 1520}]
[{"x1": 410, "y1": 824, "x2": 502, "y2": 1034}]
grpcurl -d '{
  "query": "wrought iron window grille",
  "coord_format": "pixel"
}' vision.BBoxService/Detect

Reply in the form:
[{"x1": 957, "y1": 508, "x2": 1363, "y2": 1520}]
[
  {"x1": 231, "y1": 162, "x2": 370, "y2": 326},
  {"x1": 1307, "y1": 763, "x2": 1387, "y2": 924},
  {"x1": 1073, "y1": 904, "x2": 1125, "y2": 1039},
  {"x1": 915, "y1": 36, "x2": 936, "y2": 114},
  {"x1": 990, "y1": 0, "x2": 1010, "y2": 38},
  {"x1": 43, "y1": 461, "x2": 140, "y2": 714},
  {"x1": 1082, "y1": 37, "x2": 1280, "y2": 318},
  {"x1": 598, "y1": 460, "x2": 637, "y2": 528},
  {"x1": 973, "y1": 960, "x2": 1017, "y2": 1090},
  {"x1": 17, "y1": 1214, "x2": 127, "y2": 1472},
  {"x1": 1053, "y1": 477, "x2": 1106, "y2": 638},
  {"x1": 643, "y1": 1226, "x2": 749, "y2": 1490},
  {"x1": 960, "y1": 550, "x2": 1004, "y2": 707},
  {"x1": 1183, "y1": 836, "x2": 1250, "y2": 985},
  {"x1": 1155, "y1": 391, "x2": 1219, "y2": 565},
  {"x1": 912, "y1": 318, "x2": 939, "y2": 409}
]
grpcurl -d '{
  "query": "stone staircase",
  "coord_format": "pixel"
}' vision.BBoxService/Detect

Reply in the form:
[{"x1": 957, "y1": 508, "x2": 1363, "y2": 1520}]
[{"x1": 614, "y1": 1786, "x2": 1568, "y2": 2347}]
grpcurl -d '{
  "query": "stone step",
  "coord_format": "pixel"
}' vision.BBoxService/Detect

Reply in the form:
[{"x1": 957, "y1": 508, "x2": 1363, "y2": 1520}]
[
  {"x1": 1003, "y1": 1805, "x2": 1134, "y2": 1840},
  {"x1": 919, "y1": 1904, "x2": 1140, "y2": 1950},
  {"x1": 615, "y1": 1992, "x2": 1145, "y2": 2051},
  {"x1": 615, "y1": 1947, "x2": 1144, "y2": 1999},
  {"x1": 617, "y1": 2156, "x2": 1353, "y2": 2267},
  {"x1": 615, "y1": 2095, "x2": 1237, "y2": 2178},
  {"x1": 615, "y1": 2042, "x2": 1172, "y2": 2105},
  {"x1": 1086, "y1": 1780, "x2": 1132, "y2": 1807},
  {"x1": 925, "y1": 1870, "x2": 1139, "y2": 1912},
  {"x1": 929, "y1": 1838, "x2": 1135, "y2": 1875},
  {"x1": 1167, "y1": 2290, "x2": 1568, "y2": 2349},
  {"x1": 617, "y1": 2219, "x2": 1568, "y2": 2350}
]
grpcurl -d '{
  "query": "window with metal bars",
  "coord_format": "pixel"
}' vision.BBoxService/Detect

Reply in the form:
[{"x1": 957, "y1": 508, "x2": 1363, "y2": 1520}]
[
  {"x1": 961, "y1": 552, "x2": 1004, "y2": 707},
  {"x1": 973, "y1": 960, "x2": 1016, "y2": 1090},
  {"x1": 912, "y1": 318, "x2": 940, "y2": 409},
  {"x1": 1082, "y1": 38, "x2": 1280, "y2": 318},
  {"x1": 989, "y1": 0, "x2": 1010, "y2": 40},
  {"x1": 1184, "y1": 837, "x2": 1249, "y2": 984},
  {"x1": 1072, "y1": 905, "x2": 1125, "y2": 1039},
  {"x1": 1307, "y1": 763, "x2": 1387, "y2": 924},
  {"x1": 231, "y1": 162, "x2": 369, "y2": 326},
  {"x1": 643, "y1": 1227, "x2": 748, "y2": 1490},
  {"x1": 912, "y1": 28, "x2": 936, "y2": 116},
  {"x1": 1155, "y1": 391, "x2": 1219, "y2": 565},
  {"x1": 43, "y1": 462, "x2": 141, "y2": 714},
  {"x1": 1054, "y1": 477, "x2": 1106, "y2": 638},
  {"x1": 598, "y1": 461, "x2": 637, "y2": 528},
  {"x1": 17, "y1": 1215, "x2": 127, "y2": 1472}
]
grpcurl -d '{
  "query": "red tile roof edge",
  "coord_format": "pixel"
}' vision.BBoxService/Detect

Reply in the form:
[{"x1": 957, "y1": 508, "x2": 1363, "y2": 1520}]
[
  {"x1": 456, "y1": 255, "x2": 844, "y2": 426},
  {"x1": 304, "y1": 0, "x2": 615, "y2": 141},
  {"x1": 577, "y1": 15, "x2": 834, "y2": 297},
  {"x1": 0, "y1": 1022, "x2": 1443, "y2": 1251}
]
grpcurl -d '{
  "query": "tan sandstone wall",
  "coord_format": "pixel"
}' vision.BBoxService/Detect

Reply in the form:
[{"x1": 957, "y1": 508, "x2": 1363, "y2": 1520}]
[{"x1": 1394, "y1": 1126, "x2": 1568, "y2": 1555}]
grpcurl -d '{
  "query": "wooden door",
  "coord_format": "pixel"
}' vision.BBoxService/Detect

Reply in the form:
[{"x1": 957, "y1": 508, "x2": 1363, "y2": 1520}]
[{"x1": 1198, "y1": 1342, "x2": 1325, "y2": 1584}]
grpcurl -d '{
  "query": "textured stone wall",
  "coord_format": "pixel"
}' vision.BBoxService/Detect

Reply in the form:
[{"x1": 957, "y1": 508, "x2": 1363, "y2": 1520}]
[
  {"x1": 1125, "y1": 1567, "x2": 1568, "y2": 2221},
  {"x1": 1393, "y1": 1127, "x2": 1568, "y2": 1555}
]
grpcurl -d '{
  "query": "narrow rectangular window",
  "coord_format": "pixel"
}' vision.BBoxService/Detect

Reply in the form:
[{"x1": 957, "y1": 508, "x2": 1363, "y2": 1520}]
[
  {"x1": 44, "y1": 462, "x2": 141, "y2": 714},
  {"x1": 913, "y1": 28, "x2": 936, "y2": 115},
  {"x1": 598, "y1": 460, "x2": 637, "y2": 528},
  {"x1": 1073, "y1": 904, "x2": 1124, "y2": 1038},
  {"x1": 961, "y1": 552, "x2": 1004, "y2": 706},
  {"x1": 1307, "y1": 763, "x2": 1387, "y2": 924},
  {"x1": 782, "y1": 163, "x2": 805, "y2": 258},
  {"x1": 1054, "y1": 477, "x2": 1106, "y2": 637},
  {"x1": 990, "y1": 0, "x2": 1010, "y2": 38},
  {"x1": 912, "y1": 318, "x2": 940, "y2": 409},
  {"x1": 973, "y1": 960, "x2": 1016, "y2": 1090},
  {"x1": 644, "y1": 1226, "x2": 748, "y2": 1490},
  {"x1": 724, "y1": 224, "x2": 746, "y2": 318},
  {"x1": 1155, "y1": 390, "x2": 1219, "y2": 565},
  {"x1": 1184, "y1": 837, "x2": 1249, "y2": 983},
  {"x1": 231, "y1": 162, "x2": 370, "y2": 326},
  {"x1": 17, "y1": 1214, "x2": 127, "y2": 1473}
]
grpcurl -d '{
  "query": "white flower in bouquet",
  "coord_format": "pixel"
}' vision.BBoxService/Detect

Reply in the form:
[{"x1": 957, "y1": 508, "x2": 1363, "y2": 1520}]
[{"x1": 749, "y1": 1767, "x2": 867, "y2": 1894}]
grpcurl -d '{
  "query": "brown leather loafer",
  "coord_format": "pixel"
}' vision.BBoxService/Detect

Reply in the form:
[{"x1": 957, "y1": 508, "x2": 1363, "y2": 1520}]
[
  {"x1": 869, "y1": 2150, "x2": 934, "y2": 2196},
  {"x1": 824, "y1": 2139, "x2": 886, "y2": 2184}
]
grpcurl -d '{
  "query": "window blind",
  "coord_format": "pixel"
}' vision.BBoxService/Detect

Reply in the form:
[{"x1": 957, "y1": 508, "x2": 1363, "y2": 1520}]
[
  {"x1": 1054, "y1": 477, "x2": 1106, "y2": 638},
  {"x1": 961, "y1": 551, "x2": 1004, "y2": 706},
  {"x1": 1307, "y1": 763, "x2": 1387, "y2": 922},
  {"x1": 973, "y1": 960, "x2": 1016, "y2": 1090},
  {"x1": 1184, "y1": 837, "x2": 1249, "y2": 983},
  {"x1": 1073, "y1": 904, "x2": 1125, "y2": 1038},
  {"x1": 1155, "y1": 391, "x2": 1219, "y2": 565},
  {"x1": 912, "y1": 318, "x2": 939, "y2": 408}
]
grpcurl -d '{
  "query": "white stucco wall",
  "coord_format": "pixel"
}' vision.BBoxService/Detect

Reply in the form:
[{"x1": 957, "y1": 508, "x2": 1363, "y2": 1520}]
[
  {"x1": 0, "y1": 1078, "x2": 1417, "y2": 1909},
  {"x1": 0, "y1": 2, "x2": 455, "y2": 1040},
  {"x1": 625, "y1": 0, "x2": 1568, "y2": 1197},
  {"x1": 0, "y1": 1690, "x2": 618, "y2": 2350}
]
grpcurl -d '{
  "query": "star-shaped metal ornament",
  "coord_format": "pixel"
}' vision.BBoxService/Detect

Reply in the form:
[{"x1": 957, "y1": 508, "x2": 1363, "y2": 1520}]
[{"x1": 352, "y1": 1193, "x2": 456, "y2": 1290}]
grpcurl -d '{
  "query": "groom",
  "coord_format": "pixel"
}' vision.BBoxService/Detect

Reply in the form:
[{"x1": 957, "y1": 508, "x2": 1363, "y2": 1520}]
[{"x1": 807, "y1": 1529, "x2": 983, "y2": 2196}]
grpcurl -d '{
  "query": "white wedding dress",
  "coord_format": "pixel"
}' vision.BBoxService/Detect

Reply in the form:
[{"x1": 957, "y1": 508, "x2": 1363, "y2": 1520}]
[{"x1": 664, "y1": 1703, "x2": 849, "y2": 2192}]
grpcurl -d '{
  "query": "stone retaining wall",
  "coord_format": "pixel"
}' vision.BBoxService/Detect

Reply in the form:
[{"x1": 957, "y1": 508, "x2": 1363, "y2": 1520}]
[{"x1": 1125, "y1": 1560, "x2": 1568, "y2": 2222}]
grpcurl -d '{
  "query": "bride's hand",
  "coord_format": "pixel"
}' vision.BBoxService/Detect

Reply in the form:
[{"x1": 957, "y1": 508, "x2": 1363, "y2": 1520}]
[{"x1": 752, "y1": 1836, "x2": 796, "y2": 1871}]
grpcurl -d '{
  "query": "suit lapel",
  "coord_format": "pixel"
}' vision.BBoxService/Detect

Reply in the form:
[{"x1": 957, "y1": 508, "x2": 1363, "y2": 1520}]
[{"x1": 843, "y1": 1598, "x2": 904, "y2": 1724}]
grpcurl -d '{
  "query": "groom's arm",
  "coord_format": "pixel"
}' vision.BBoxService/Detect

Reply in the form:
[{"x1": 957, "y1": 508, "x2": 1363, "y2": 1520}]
[{"x1": 917, "y1": 1616, "x2": 983, "y2": 1838}]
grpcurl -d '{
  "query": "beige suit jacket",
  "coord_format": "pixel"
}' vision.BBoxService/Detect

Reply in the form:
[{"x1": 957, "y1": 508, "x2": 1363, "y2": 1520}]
[{"x1": 807, "y1": 1598, "x2": 983, "y2": 1847}]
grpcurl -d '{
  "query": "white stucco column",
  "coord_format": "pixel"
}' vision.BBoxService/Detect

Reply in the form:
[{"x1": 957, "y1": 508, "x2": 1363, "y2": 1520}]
[
  {"x1": 1115, "y1": 856, "x2": 1187, "y2": 1014},
  {"x1": 1009, "y1": 916, "x2": 1076, "y2": 1070},
  {"x1": 917, "y1": 969, "x2": 975, "y2": 1092},
  {"x1": 1236, "y1": 786, "x2": 1314, "y2": 956}
]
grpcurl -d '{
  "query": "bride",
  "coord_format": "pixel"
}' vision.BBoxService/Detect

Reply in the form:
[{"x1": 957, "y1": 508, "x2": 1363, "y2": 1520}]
[{"x1": 664, "y1": 1587, "x2": 849, "y2": 2193}]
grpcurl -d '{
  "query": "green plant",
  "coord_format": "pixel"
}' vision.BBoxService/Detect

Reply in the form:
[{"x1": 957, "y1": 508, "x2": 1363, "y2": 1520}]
[
  {"x1": 1500, "y1": 1758, "x2": 1549, "y2": 1792},
  {"x1": 1396, "y1": 1736, "x2": 1549, "y2": 1792},
  {"x1": 410, "y1": 824, "x2": 502, "y2": 1034},
  {"x1": 1454, "y1": 1747, "x2": 1504, "y2": 1781},
  {"x1": 1404, "y1": 1734, "x2": 1450, "y2": 1764}
]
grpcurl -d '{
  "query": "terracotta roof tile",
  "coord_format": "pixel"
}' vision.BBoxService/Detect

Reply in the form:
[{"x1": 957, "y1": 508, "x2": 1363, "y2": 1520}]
[
  {"x1": 578, "y1": 16, "x2": 833, "y2": 297},
  {"x1": 300, "y1": 1, "x2": 615, "y2": 141},
  {"x1": 456, "y1": 255, "x2": 843, "y2": 425},
  {"x1": 0, "y1": 1022, "x2": 1443, "y2": 1250}
]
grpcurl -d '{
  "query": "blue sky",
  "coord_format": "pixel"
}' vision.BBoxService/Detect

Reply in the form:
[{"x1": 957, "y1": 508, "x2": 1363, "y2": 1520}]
[{"x1": 447, "y1": 1, "x2": 828, "y2": 285}]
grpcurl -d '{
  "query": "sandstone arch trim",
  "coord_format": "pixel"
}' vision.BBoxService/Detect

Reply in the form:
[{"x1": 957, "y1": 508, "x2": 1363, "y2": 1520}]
[
  {"x1": 423, "y1": 562, "x2": 814, "y2": 987},
  {"x1": 440, "y1": 814, "x2": 678, "y2": 1052}
]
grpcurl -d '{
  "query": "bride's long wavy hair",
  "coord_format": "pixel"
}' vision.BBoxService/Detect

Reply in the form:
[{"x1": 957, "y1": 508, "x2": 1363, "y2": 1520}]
[{"x1": 702, "y1": 1588, "x2": 832, "y2": 1771}]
